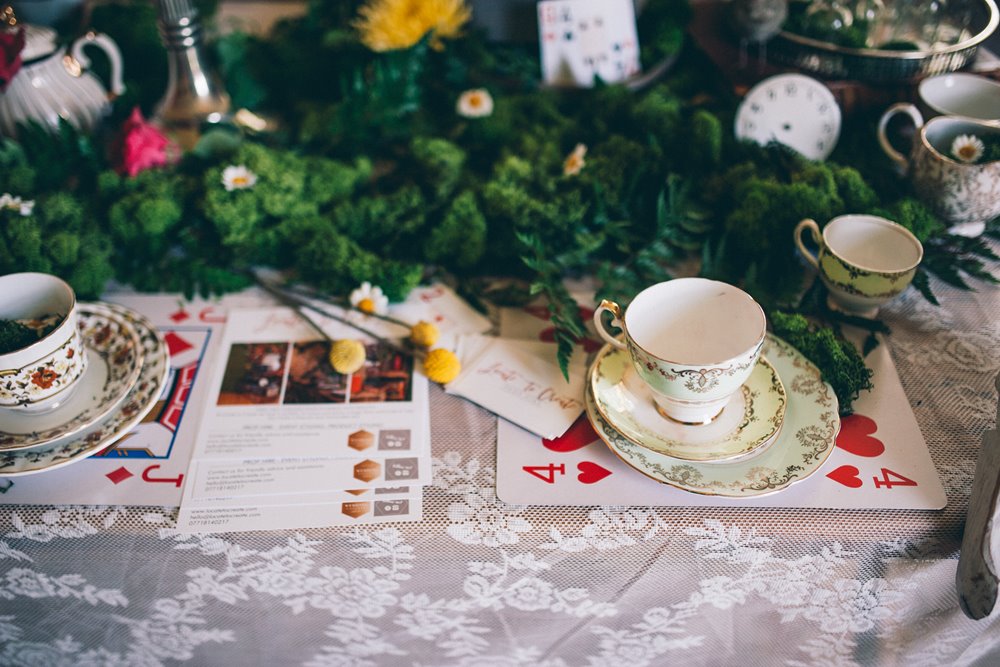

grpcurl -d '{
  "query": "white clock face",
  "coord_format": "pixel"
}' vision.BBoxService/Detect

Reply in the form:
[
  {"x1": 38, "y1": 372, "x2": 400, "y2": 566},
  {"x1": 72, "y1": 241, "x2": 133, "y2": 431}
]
[{"x1": 735, "y1": 74, "x2": 842, "y2": 161}]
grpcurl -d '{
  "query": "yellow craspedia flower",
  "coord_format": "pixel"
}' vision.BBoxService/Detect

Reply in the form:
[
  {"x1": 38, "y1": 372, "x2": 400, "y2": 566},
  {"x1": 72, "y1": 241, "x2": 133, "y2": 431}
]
[
  {"x1": 355, "y1": 0, "x2": 470, "y2": 52},
  {"x1": 329, "y1": 339, "x2": 367, "y2": 374},
  {"x1": 423, "y1": 348, "x2": 461, "y2": 384},
  {"x1": 409, "y1": 320, "x2": 440, "y2": 348}
]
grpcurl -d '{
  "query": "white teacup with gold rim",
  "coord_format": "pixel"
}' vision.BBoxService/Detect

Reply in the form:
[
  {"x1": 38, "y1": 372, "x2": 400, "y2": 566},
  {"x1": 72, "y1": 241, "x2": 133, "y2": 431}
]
[
  {"x1": 593, "y1": 278, "x2": 766, "y2": 425},
  {"x1": 794, "y1": 215, "x2": 923, "y2": 316}
]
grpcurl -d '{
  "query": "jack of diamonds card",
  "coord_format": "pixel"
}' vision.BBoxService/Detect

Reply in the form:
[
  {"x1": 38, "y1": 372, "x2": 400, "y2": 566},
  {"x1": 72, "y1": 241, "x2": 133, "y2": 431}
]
[
  {"x1": 0, "y1": 320, "x2": 214, "y2": 506},
  {"x1": 538, "y1": 0, "x2": 641, "y2": 88}
]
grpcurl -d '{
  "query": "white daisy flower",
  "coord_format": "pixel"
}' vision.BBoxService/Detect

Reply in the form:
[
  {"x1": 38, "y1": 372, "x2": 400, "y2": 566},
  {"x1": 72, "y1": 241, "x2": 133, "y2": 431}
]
[
  {"x1": 221, "y1": 164, "x2": 258, "y2": 191},
  {"x1": 349, "y1": 282, "x2": 389, "y2": 315},
  {"x1": 0, "y1": 193, "x2": 34, "y2": 216},
  {"x1": 951, "y1": 134, "x2": 984, "y2": 164},
  {"x1": 456, "y1": 89, "x2": 494, "y2": 118},
  {"x1": 563, "y1": 143, "x2": 587, "y2": 176}
]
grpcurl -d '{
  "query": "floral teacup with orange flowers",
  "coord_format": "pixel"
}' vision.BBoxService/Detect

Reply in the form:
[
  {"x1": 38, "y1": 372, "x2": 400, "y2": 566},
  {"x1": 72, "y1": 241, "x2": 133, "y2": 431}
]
[{"x1": 0, "y1": 272, "x2": 87, "y2": 413}]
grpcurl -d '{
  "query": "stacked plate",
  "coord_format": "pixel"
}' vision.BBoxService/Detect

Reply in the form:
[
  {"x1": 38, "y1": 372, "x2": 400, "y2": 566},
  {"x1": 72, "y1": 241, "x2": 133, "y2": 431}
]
[
  {"x1": 585, "y1": 334, "x2": 841, "y2": 498},
  {"x1": 0, "y1": 302, "x2": 169, "y2": 476}
]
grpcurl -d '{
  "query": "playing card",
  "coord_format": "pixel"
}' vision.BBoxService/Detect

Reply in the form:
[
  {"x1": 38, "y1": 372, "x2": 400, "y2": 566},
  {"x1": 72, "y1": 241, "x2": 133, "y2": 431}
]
[
  {"x1": 497, "y1": 336, "x2": 946, "y2": 509},
  {"x1": 538, "y1": 0, "x2": 641, "y2": 87}
]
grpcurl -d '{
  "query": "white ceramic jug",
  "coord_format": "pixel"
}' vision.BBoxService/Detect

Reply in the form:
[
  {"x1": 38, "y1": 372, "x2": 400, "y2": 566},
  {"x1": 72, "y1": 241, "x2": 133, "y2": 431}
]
[{"x1": 0, "y1": 24, "x2": 124, "y2": 136}]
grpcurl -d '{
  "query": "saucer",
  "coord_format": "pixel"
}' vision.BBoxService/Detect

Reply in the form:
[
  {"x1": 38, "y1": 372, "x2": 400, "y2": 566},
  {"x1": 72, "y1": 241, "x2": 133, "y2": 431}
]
[
  {"x1": 0, "y1": 303, "x2": 168, "y2": 477},
  {"x1": 586, "y1": 334, "x2": 840, "y2": 498},
  {"x1": 0, "y1": 303, "x2": 144, "y2": 451},
  {"x1": 590, "y1": 346, "x2": 786, "y2": 463}
]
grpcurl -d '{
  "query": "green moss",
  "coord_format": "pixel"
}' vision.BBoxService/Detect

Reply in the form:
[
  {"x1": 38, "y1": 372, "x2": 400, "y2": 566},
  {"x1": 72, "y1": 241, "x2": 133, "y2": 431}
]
[{"x1": 771, "y1": 311, "x2": 873, "y2": 414}]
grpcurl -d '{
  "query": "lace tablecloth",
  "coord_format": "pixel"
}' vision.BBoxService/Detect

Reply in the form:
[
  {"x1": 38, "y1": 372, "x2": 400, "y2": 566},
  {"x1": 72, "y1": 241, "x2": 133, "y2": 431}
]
[{"x1": 1, "y1": 277, "x2": 998, "y2": 667}]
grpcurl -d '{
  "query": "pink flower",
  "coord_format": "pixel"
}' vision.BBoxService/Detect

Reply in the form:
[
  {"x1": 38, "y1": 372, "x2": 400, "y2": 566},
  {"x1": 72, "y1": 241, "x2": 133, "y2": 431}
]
[
  {"x1": 116, "y1": 107, "x2": 177, "y2": 177},
  {"x1": 0, "y1": 27, "x2": 25, "y2": 92}
]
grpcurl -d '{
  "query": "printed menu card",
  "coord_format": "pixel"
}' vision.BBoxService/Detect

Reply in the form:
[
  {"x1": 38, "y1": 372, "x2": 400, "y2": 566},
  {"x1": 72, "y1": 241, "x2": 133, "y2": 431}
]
[{"x1": 177, "y1": 307, "x2": 431, "y2": 532}]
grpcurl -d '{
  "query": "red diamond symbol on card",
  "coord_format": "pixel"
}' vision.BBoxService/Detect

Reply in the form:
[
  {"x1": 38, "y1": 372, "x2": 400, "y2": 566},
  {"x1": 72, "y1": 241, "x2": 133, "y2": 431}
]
[
  {"x1": 164, "y1": 332, "x2": 193, "y2": 357},
  {"x1": 169, "y1": 309, "x2": 190, "y2": 323},
  {"x1": 106, "y1": 467, "x2": 134, "y2": 485}
]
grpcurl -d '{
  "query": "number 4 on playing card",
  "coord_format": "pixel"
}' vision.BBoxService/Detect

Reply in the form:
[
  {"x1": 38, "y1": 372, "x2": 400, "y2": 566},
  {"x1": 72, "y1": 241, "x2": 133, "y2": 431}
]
[
  {"x1": 874, "y1": 468, "x2": 918, "y2": 489},
  {"x1": 523, "y1": 464, "x2": 565, "y2": 484}
]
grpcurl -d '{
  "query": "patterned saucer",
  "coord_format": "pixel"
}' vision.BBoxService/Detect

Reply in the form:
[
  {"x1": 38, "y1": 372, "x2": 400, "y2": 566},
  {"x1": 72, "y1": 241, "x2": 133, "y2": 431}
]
[
  {"x1": 586, "y1": 334, "x2": 840, "y2": 498},
  {"x1": 0, "y1": 303, "x2": 145, "y2": 451},
  {"x1": 0, "y1": 303, "x2": 168, "y2": 477},
  {"x1": 591, "y1": 345, "x2": 786, "y2": 463}
]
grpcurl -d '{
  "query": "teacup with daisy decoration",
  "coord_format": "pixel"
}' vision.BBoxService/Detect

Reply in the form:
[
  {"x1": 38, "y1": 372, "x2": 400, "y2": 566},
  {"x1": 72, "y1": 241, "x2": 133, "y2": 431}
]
[{"x1": 879, "y1": 104, "x2": 1000, "y2": 231}]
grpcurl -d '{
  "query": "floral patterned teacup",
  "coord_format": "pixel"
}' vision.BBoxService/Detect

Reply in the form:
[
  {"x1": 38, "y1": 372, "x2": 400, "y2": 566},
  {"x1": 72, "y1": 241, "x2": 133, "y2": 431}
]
[
  {"x1": 593, "y1": 278, "x2": 766, "y2": 425},
  {"x1": 0, "y1": 272, "x2": 87, "y2": 412},
  {"x1": 794, "y1": 215, "x2": 923, "y2": 316},
  {"x1": 878, "y1": 104, "x2": 1000, "y2": 227}
]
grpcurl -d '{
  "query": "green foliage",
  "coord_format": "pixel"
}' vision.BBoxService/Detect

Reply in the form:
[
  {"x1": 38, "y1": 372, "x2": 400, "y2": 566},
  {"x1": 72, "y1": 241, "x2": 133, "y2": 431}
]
[
  {"x1": 771, "y1": 311, "x2": 874, "y2": 414},
  {"x1": 410, "y1": 137, "x2": 466, "y2": 200},
  {"x1": 90, "y1": 1, "x2": 167, "y2": 118},
  {"x1": 332, "y1": 185, "x2": 427, "y2": 255},
  {"x1": 637, "y1": 0, "x2": 692, "y2": 66},
  {"x1": 279, "y1": 216, "x2": 422, "y2": 301},
  {"x1": 688, "y1": 109, "x2": 722, "y2": 172},
  {"x1": 425, "y1": 191, "x2": 487, "y2": 269},
  {"x1": 518, "y1": 232, "x2": 590, "y2": 378}
]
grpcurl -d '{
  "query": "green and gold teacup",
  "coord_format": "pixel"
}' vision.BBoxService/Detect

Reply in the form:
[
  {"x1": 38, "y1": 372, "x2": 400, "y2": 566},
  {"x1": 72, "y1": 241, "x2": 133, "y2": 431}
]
[
  {"x1": 593, "y1": 278, "x2": 767, "y2": 425},
  {"x1": 794, "y1": 215, "x2": 923, "y2": 316}
]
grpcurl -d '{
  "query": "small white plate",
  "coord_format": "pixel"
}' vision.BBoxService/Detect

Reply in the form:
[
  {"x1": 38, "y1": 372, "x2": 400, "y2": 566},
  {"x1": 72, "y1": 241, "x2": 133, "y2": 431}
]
[
  {"x1": 0, "y1": 303, "x2": 168, "y2": 477},
  {"x1": 591, "y1": 346, "x2": 787, "y2": 463},
  {"x1": 586, "y1": 334, "x2": 841, "y2": 498},
  {"x1": 0, "y1": 303, "x2": 144, "y2": 451}
]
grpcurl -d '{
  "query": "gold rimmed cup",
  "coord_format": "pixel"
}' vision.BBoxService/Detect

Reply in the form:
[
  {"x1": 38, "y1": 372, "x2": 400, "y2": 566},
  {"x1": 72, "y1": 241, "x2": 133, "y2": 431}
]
[
  {"x1": 0, "y1": 272, "x2": 88, "y2": 413},
  {"x1": 593, "y1": 277, "x2": 767, "y2": 425},
  {"x1": 795, "y1": 215, "x2": 923, "y2": 316}
]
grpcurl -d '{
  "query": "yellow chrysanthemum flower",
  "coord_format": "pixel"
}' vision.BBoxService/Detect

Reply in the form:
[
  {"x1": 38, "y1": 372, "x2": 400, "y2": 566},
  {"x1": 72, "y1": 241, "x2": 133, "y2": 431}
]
[
  {"x1": 409, "y1": 320, "x2": 440, "y2": 348},
  {"x1": 355, "y1": 0, "x2": 470, "y2": 52},
  {"x1": 423, "y1": 348, "x2": 461, "y2": 384},
  {"x1": 329, "y1": 339, "x2": 367, "y2": 374}
]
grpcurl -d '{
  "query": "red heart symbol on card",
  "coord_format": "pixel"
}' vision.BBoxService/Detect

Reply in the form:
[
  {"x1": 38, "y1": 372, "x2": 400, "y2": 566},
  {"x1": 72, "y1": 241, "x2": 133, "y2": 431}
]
[
  {"x1": 836, "y1": 414, "x2": 885, "y2": 458},
  {"x1": 577, "y1": 461, "x2": 613, "y2": 484},
  {"x1": 543, "y1": 415, "x2": 598, "y2": 453},
  {"x1": 826, "y1": 464, "x2": 864, "y2": 488}
]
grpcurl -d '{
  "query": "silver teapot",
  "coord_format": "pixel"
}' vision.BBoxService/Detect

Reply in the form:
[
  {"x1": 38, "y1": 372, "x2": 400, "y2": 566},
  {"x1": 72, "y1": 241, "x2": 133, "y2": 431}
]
[{"x1": 0, "y1": 22, "x2": 124, "y2": 136}]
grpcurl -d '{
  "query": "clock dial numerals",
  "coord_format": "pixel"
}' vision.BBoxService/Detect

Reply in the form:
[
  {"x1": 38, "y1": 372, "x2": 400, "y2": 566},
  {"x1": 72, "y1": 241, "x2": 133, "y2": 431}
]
[{"x1": 734, "y1": 74, "x2": 841, "y2": 161}]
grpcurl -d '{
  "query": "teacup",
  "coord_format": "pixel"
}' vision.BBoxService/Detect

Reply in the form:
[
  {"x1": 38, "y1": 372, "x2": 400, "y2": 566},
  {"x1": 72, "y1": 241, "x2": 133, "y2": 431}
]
[
  {"x1": 917, "y1": 73, "x2": 1000, "y2": 125},
  {"x1": 878, "y1": 104, "x2": 1000, "y2": 227},
  {"x1": 593, "y1": 278, "x2": 766, "y2": 425},
  {"x1": 0, "y1": 272, "x2": 87, "y2": 412},
  {"x1": 794, "y1": 215, "x2": 922, "y2": 316}
]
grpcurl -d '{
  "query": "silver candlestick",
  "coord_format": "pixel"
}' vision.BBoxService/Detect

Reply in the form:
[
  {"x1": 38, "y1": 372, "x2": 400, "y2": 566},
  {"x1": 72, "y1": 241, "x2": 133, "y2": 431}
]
[{"x1": 153, "y1": 0, "x2": 230, "y2": 149}]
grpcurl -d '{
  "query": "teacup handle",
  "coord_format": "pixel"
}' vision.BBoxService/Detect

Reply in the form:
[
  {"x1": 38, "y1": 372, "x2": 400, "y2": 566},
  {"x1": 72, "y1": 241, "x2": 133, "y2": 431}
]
[
  {"x1": 877, "y1": 103, "x2": 923, "y2": 171},
  {"x1": 593, "y1": 299, "x2": 628, "y2": 351},
  {"x1": 72, "y1": 32, "x2": 126, "y2": 97},
  {"x1": 794, "y1": 219, "x2": 822, "y2": 270}
]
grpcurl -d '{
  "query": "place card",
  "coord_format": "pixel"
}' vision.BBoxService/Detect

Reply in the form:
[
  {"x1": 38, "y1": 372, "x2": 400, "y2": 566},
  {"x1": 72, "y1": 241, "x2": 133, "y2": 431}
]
[{"x1": 447, "y1": 335, "x2": 587, "y2": 439}]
